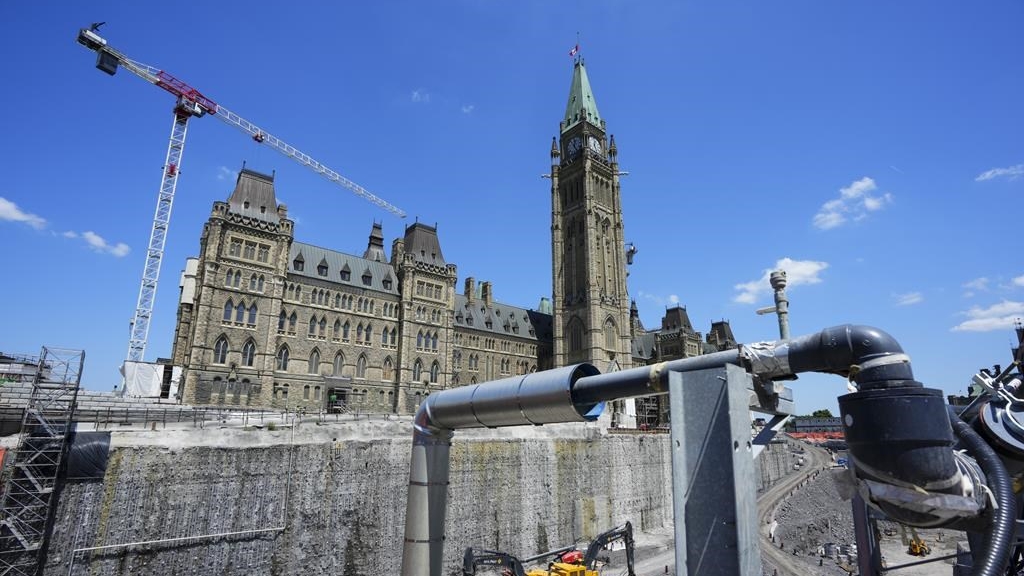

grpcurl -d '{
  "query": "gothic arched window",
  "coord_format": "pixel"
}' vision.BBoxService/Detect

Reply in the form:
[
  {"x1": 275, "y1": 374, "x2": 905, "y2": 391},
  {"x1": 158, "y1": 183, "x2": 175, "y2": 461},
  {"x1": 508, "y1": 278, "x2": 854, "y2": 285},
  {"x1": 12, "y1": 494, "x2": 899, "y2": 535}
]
[
  {"x1": 276, "y1": 346, "x2": 289, "y2": 371},
  {"x1": 308, "y1": 349, "x2": 320, "y2": 374},
  {"x1": 213, "y1": 336, "x2": 229, "y2": 364},
  {"x1": 333, "y1": 352, "x2": 344, "y2": 376},
  {"x1": 241, "y1": 340, "x2": 256, "y2": 367},
  {"x1": 356, "y1": 355, "x2": 367, "y2": 378}
]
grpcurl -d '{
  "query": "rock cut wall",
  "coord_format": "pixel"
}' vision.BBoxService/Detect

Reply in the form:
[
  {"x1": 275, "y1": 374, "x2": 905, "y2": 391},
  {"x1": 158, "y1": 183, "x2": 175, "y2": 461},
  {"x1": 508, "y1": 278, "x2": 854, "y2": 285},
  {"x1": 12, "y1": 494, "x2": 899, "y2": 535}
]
[{"x1": 43, "y1": 424, "x2": 672, "y2": 576}]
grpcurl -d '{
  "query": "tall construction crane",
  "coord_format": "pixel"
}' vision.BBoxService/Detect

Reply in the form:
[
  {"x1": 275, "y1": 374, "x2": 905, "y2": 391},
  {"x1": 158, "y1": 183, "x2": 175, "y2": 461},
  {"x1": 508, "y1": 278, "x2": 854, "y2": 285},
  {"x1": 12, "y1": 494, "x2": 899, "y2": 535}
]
[{"x1": 76, "y1": 23, "x2": 406, "y2": 364}]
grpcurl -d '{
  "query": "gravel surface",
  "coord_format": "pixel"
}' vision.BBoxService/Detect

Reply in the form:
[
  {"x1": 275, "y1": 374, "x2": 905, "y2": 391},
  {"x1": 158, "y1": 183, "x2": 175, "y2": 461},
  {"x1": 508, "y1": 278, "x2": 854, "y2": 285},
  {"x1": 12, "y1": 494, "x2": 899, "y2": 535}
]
[{"x1": 762, "y1": 445, "x2": 969, "y2": 576}]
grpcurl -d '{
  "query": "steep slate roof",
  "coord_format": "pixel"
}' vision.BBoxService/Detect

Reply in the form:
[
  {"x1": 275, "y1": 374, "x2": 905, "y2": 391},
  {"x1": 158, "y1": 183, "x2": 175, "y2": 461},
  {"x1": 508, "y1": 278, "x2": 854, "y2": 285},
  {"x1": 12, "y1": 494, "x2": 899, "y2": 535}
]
[
  {"x1": 453, "y1": 294, "x2": 550, "y2": 342},
  {"x1": 563, "y1": 59, "x2": 602, "y2": 132},
  {"x1": 403, "y1": 223, "x2": 446, "y2": 266},
  {"x1": 661, "y1": 305, "x2": 696, "y2": 333},
  {"x1": 708, "y1": 321, "x2": 736, "y2": 344},
  {"x1": 288, "y1": 241, "x2": 398, "y2": 296},
  {"x1": 632, "y1": 332, "x2": 657, "y2": 361},
  {"x1": 227, "y1": 168, "x2": 279, "y2": 224}
]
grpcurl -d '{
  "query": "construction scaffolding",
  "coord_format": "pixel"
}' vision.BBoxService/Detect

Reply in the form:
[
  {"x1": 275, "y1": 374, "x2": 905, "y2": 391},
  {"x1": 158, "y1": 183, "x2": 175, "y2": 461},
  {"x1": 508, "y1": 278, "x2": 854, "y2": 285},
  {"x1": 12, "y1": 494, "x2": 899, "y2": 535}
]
[{"x1": 0, "y1": 347, "x2": 84, "y2": 575}]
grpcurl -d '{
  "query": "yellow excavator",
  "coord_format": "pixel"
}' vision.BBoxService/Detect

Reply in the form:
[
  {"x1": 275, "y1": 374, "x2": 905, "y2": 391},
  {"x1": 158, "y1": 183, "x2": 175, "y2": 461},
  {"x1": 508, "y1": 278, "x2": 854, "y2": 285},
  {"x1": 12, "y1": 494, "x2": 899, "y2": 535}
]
[
  {"x1": 464, "y1": 522, "x2": 636, "y2": 576},
  {"x1": 905, "y1": 526, "x2": 931, "y2": 557}
]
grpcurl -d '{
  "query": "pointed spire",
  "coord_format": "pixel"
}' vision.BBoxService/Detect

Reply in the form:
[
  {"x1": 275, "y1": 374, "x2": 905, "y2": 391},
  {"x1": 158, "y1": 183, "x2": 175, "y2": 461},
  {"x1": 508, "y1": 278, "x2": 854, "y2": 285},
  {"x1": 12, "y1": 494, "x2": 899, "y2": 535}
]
[
  {"x1": 563, "y1": 59, "x2": 602, "y2": 133},
  {"x1": 363, "y1": 221, "x2": 387, "y2": 262},
  {"x1": 609, "y1": 134, "x2": 617, "y2": 158},
  {"x1": 550, "y1": 136, "x2": 560, "y2": 159}
]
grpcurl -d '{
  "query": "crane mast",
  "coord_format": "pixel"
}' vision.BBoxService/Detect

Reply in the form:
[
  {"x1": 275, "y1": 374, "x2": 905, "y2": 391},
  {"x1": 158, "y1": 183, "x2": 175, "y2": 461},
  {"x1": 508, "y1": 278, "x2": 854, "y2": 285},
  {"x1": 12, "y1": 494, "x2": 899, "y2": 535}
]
[{"x1": 76, "y1": 25, "x2": 405, "y2": 364}]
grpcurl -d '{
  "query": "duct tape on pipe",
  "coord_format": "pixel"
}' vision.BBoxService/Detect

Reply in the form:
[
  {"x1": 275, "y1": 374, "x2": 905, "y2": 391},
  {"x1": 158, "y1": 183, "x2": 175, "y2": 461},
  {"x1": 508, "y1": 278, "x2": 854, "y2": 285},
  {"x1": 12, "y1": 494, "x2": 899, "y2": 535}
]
[{"x1": 741, "y1": 341, "x2": 791, "y2": 378}]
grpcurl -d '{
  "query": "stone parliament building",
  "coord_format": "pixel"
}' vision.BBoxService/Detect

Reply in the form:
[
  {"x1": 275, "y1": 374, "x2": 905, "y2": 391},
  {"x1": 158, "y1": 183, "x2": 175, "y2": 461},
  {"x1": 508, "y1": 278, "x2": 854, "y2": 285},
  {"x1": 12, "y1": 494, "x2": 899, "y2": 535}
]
[{"x1": 170, "y1": 58, "x2": 736, "y2": 425}]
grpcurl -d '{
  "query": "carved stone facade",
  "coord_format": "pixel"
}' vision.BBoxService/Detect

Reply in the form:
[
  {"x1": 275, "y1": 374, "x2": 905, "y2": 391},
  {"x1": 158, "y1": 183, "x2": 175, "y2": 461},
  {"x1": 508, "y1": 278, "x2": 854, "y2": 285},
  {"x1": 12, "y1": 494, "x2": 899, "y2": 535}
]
[
  {"x1": 171, "y1": 59, "x2": 731, "y2": 418},
  {"x1": 171, "y1": 169, "x2": 551, "y2": 412}
]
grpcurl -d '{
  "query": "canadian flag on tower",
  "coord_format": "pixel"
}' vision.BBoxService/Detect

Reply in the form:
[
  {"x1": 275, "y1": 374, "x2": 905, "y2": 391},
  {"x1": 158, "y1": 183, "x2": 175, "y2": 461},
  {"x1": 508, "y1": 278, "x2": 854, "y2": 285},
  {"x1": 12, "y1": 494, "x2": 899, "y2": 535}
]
[{"x1": 568, "y1": 44, "x2": 579, "y2": 57}]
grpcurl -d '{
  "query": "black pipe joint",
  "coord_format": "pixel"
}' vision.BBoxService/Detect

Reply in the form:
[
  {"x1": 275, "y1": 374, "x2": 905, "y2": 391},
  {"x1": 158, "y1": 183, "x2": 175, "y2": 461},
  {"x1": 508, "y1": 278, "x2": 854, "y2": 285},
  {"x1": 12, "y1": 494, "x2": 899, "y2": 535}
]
[
  {"x1": 840, "y1": 387, "x2": 958, "y2": 490},
  {"x1": 789, "y1": 325, "x2": 919, "y2": 390}
]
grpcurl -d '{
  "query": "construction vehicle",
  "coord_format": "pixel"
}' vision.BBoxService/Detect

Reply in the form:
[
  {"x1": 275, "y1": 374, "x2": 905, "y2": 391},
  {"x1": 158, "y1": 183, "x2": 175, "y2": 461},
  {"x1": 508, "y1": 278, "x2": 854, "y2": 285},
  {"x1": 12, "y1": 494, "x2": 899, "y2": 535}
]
[
  {"x1": 465, "y1": 523, "x2": 635, "y2": 576},
  {"x1": 75, "y1": 23, "x2": 405, "y2": 367},
  {"x1": 463, "y1": 546, "x2": 574, "y2": 576},
  {"x1": 463, "y1": 548, "x2": 527, "y2": 576},
  {"x1": 907, "y1": 535, "x2": 931, "y2": 557}
]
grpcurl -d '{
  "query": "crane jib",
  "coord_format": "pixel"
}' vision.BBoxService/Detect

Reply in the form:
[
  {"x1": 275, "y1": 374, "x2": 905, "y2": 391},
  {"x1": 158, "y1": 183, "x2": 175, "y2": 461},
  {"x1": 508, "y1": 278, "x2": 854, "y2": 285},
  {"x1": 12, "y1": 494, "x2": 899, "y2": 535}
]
[{"x1": 154, "y1": 70, "x2": 218, "y2": 113}]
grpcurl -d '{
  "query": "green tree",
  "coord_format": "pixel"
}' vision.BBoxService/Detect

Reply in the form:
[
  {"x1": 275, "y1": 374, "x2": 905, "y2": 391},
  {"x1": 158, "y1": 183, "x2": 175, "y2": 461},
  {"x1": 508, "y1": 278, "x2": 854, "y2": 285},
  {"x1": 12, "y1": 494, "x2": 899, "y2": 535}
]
[{"x1": 811, "y1": 409, "x2": 833, "y2": 418}]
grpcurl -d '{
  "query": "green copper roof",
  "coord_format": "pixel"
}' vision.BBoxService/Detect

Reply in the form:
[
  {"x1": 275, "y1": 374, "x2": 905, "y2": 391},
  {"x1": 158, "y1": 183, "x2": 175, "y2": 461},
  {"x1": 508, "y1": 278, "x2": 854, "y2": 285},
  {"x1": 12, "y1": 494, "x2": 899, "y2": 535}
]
[{"x1": 563, "y1": 59, "x2": 602, "y2": 132}]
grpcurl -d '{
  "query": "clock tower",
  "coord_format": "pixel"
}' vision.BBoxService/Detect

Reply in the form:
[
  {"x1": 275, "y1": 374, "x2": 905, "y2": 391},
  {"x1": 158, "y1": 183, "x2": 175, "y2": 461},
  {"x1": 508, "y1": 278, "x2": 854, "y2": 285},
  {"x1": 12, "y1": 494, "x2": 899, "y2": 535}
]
[{"x1": 550, "y1": 57, "x2": 633, "y2": 375}]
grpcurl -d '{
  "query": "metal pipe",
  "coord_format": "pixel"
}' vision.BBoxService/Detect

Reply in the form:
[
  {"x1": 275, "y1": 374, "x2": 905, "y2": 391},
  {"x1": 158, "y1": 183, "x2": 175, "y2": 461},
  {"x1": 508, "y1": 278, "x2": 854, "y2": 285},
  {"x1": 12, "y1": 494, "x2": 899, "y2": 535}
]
[{"x1": 398, "y1": 324, "x2": 969, "y2": 576}]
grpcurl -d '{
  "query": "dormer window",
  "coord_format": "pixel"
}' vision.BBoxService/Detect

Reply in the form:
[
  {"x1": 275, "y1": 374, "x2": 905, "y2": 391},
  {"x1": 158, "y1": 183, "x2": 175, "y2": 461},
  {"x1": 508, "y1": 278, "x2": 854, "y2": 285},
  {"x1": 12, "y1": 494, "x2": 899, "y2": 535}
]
[
  {"x1": 383, "y1": 279, "x2": 393, "y2": 290},
  {"x1": 243, "y1": 201, "x2": 250, "y2": 209},
  {"x1": 260, "y1": 206, "x2": 267, "y2": 214},
  {"x1": 318, "y1": 264, "x2": 328, "y2": 276},
  {"x1": 293, "y1": 255, "x2": 304, "y2": 271},
  {"x1": 362, "y1": 271, "x2": 372, "y2": 286},
  {"x1": 340, "y1": 267, "x2": 351, "y2": 281}
]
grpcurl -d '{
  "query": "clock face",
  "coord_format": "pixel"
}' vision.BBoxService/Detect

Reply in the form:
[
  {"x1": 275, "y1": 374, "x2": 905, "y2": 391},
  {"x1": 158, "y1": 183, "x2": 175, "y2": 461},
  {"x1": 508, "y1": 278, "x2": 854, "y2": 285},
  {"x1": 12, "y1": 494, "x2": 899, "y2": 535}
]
[
  {"x1": 566, "y1": 136, "x2": 582, "y2": 158},
  {"x1": 588, "y1": 136, "x2": 602, "y2": 154}
]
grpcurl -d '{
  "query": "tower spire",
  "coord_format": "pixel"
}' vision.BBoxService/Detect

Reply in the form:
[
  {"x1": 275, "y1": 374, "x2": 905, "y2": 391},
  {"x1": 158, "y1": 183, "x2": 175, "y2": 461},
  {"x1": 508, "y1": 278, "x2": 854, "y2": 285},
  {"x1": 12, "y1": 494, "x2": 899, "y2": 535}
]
[{"x1": 563, "y1": 58, "x2": 601, "y2": 132}]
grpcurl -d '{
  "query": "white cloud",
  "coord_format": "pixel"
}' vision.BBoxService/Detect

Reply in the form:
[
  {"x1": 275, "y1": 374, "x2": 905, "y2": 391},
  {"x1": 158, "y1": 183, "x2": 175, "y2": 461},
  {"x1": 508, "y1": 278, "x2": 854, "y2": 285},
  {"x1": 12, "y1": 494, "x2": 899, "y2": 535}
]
[
  {"x1": 0, "y1": 197, "x2": 46, "y2": 229},
  {"x1": 217, "y1": 166, "x2": 237, "y2": 181},
  {"x1": 964, "y1": 277, "x2": 990, "y2": 291},
  {"x1": 733, "y1": 258, "x2": 829, "y2": 304},
  {"x1": 638, "y1": 291, "x2": 680, "y2": 307},
  {"x1": 1013, "y1": 275, "x2": 1024, "y2": 287},
  {"x1": 65, "y1": 230, "x2": 131, "y2": 257},
  {"x1": 411, "y1": 89, "x2": 431, "y2": 103},
  {"x1": 461, "y1": 104, "x2": 475, "y2": 114},
  {"x1": 894, "y1": 292, "x2": 923, "y2": 306},
  {"x1": 975, "y1": 163, "x2": 1024, "y2": 182},
  {"x1": 951, "y1": 300, "x2": 1024, "y2": 332},
  {"x1": 812, "y1": 177, "x2": 894, "y2": 230}
]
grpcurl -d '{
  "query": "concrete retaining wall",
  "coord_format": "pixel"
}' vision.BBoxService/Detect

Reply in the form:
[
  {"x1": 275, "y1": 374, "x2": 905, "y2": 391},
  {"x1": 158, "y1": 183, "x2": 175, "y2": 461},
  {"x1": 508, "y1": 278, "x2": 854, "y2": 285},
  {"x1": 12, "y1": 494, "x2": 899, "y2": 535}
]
[
  {"x1": 41, "y1": 422, "x2": 791, "y2": 575},
  {"x1": 43, "y1": 423, "x2": 669, "y2": 575}
]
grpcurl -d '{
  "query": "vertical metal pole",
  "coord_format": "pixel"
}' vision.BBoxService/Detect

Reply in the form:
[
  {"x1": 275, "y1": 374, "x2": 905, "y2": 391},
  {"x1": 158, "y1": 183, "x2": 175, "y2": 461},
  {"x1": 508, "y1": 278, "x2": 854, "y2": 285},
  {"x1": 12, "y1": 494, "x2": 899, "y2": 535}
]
[
  {"x1": 769, "y1": 271, "x2": 790, "y2": 340},
  {"x1": 669, "y1": 365, "x2": 760, "y2": 576},
  {"x1": 852, "y1": 494, "x2": 882, "y2": 576}
]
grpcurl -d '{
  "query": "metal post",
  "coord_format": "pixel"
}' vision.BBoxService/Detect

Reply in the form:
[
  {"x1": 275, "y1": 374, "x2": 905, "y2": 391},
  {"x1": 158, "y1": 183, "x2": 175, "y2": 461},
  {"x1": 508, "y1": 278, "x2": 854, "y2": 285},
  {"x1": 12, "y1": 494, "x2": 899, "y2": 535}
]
[
  {"x1": 851, "y1": 494, "x2": 882, "y2": 576},
  {"x1": 669, "y1": 365, "x2": 760, "y2": 576},
  {"x1": 770, "y1": 271, "x2": 790, "y2": 340}
]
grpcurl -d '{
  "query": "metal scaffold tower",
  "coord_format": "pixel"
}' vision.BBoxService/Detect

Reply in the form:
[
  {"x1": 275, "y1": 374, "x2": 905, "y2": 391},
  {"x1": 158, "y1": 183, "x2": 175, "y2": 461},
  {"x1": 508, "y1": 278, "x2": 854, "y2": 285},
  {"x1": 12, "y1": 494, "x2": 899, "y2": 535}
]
[{"x1": 0, "y1": 348, "x2": 84, "y2": 576}]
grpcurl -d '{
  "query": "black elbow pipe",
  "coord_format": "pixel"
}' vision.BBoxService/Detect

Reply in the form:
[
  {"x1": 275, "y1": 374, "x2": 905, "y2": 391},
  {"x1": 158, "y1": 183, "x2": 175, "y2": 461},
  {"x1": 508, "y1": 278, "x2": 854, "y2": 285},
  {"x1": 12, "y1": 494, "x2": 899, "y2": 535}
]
[
  {"x1": 948, "y1": 406, "x2": 1014, "y2": 576},
  {"x1": 778, "y1": 326, "x2": 959, "y2": 493},
  {"x1": 786, "y1": 325, "x2": 918, "y2": 389}
]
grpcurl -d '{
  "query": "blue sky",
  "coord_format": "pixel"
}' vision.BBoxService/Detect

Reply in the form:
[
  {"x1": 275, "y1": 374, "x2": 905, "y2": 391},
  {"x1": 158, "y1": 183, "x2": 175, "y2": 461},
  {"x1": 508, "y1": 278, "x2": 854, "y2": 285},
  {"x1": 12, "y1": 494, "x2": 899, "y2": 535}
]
[{"x1": 2, "y1": 2, "x2": 1022, "y2": 415}]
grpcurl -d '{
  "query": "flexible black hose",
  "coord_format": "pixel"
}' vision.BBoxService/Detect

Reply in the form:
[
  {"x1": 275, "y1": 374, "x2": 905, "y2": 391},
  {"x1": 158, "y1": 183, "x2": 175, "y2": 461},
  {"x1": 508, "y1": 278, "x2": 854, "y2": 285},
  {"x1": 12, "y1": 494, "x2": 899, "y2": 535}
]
[{"x1": 948, "y1": 406, "x2": 1015, "y2": 576}]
